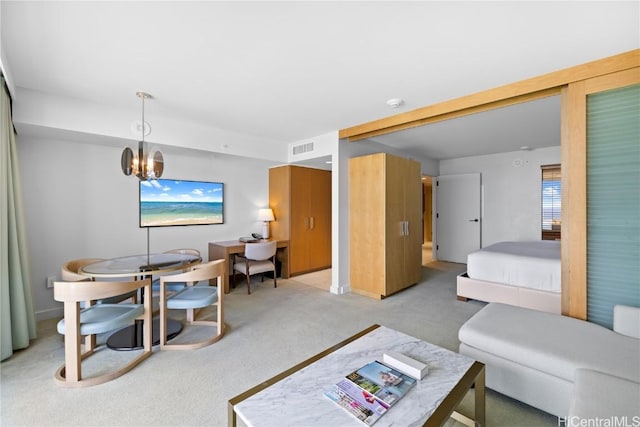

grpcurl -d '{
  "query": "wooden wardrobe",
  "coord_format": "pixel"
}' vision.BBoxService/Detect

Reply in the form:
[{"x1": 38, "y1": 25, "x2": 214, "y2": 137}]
[
  {"x1": 269, "y1": 165, "x2": 332, "y2": 276},
  {"x1": 349, "y1": 153, "x2": 422, "y2": 299}
]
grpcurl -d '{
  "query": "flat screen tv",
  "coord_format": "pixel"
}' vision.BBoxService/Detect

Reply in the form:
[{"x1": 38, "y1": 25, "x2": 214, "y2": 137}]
[{"x1": 139, "y1": 178, "x2": 224, "y2": 227}]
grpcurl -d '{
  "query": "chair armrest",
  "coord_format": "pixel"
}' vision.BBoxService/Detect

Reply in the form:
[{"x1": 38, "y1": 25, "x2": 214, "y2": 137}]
[
  {"x1": 55, "y1": 279, "x2": 150, "y2": 303},
  {"x1": 614, "y1": 305, "x2": 640, "y2": 339},
  {"x1": 569, "y1": 369, "x2": 640, "y2": 420}
]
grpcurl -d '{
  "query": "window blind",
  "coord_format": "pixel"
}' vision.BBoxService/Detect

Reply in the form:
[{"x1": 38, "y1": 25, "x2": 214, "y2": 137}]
[
  {"x1": 586, "y1": 84, "x2": 640, "y2": 329},
  {"x1": 541, "y1": 164, "x2": 561, "y2": 232}
]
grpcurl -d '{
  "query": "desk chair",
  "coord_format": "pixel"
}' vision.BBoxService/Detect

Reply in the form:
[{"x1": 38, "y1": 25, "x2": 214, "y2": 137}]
[
  {"x1": 159, "y1": 259, "x2": 225, "y2": 350},
  {"x1": 233, "y1": 241, "x2": 277, "y2": 294},
  {"x1": 53, "y1": 278, "x2": 152, "y2": 387}
]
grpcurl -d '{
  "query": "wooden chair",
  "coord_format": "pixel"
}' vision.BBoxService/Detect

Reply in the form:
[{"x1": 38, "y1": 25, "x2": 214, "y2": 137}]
[
  {"x1": 61, "y1": 258, "x2": 138, "y2": 304},
  {"x1": 159, "y1": 259, "x2": 225, "y2": 350},
  {"x1": 61, "y1": 258, "x2": 138, "y2": 352},
  {"x1": 164, "y1": 248, "x2": 201, "y2": 257},
  {"x1": 233, "y1": 241, "x2": 277, "y2": 294},
  {"x1": 61, "y1": 258, "x2": 103, "y2": 282},
  {"x1": 53, "y1": 278, "x2": 152, "y2": 387},
  {"x1": 151, "y1": 248, "x2": 202, "y2": 294}
]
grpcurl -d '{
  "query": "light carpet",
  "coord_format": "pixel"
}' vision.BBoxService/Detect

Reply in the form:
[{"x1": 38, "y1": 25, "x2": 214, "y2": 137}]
[{"x1": 0, "y1": 261, "x2": 557, "y2": 426}]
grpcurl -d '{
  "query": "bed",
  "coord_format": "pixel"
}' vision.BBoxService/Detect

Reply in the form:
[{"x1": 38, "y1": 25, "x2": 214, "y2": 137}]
[{"x1": 457, "y1": 240, "x2": 561, "y2": 314}]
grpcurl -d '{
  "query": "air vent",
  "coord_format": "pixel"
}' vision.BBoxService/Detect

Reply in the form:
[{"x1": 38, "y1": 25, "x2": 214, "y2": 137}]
[{"x1": 292, "y1": 142, "x2": 314, "y2": 156}]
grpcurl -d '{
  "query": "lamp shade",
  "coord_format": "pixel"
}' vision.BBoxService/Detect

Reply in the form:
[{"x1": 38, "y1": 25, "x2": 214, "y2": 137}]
[{"x1": 258, "y1": 208, "x2": 275, "y2": 222}]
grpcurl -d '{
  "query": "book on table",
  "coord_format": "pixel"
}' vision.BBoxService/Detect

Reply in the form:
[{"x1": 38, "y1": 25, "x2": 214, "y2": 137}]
[{"x1": 324, "y1": 360, "x2": 417, "y2": 426}]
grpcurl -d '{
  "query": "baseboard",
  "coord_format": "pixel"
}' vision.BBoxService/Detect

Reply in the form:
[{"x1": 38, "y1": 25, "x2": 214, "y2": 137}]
[
  {"x1": 35, "y1": 307, "x2": 63, "y2": 321},
  {"x1": 330, "y1": 283, "x2": 350, "y2": 295}
]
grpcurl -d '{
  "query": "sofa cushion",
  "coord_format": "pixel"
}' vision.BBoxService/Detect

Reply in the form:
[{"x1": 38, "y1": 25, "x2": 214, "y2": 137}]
[
  {"x1": 458, "y1": 303, "x2": 640, "y2": 383},
  {"x1": 569, "y1": 368, "x2": 640, "y2": 420}
]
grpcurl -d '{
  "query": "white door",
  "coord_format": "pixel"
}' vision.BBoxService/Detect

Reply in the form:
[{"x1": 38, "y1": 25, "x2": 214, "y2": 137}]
[{"x1": 435, "y1": 173, "x2": 481, "y2": 263}]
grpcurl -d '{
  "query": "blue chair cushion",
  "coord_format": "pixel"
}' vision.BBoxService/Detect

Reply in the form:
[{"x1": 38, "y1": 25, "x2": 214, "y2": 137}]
[
  {"x1": 166, "y1": 286, "x2": 218, "y2": 310},
  {"x1": 57, "y1": 304, "x2": 144, "y2": 336},
  {"x1": 152, "y1": 278, "x2": 187, "y2": 293}
]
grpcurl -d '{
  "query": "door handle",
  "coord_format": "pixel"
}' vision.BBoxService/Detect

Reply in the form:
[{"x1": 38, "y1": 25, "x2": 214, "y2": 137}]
[
  {"x1": 399, "y1": 221, "x2": 409, "y2": 236},
  {"x1": 309, "y1": 217, "x2": 314, "y2": 230},
  {"x1": 469, "y1": 219, "x2": 479, "y2": 222}
]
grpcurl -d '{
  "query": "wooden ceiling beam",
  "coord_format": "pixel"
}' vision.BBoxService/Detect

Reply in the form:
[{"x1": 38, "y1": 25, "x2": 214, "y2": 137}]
[{"x1": 339, "y1": 49, "x2": 639, "y2": 141}]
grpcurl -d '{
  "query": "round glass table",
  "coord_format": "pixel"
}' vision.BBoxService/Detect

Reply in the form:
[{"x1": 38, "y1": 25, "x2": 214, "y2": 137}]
[
  {"x1": 81, "y1": 253, "x2": 201, "y2": 277},
  {"x1": 81, "y1": 253, "x2": 202, "y2": 350}
]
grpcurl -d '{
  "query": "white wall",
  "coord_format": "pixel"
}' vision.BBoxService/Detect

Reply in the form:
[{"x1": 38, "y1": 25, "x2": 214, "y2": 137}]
[
  {"x1": 287, "y1": 130, "x2": 337, "y2": 163},
  {"x1": 0, "y1": 1, "x2": 17, "y2": 99},
  {"x1": 14, "y1": 88, "x2": 289, "y2": 163},
  {"x1": 439, "y1": 146, "x2": 560, "y2": 247},
  {"x1": 17, "y1": 135, "x2": 278, "y2": 320}
]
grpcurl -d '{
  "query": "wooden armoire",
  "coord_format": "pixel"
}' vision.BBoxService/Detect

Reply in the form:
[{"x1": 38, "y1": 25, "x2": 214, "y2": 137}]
[
  {"x1": 269, "y1": 165, "x2": 332, "y2": 276},
  {"x1": 349, "y1": 153, "x2": 422, "y2": 299}
]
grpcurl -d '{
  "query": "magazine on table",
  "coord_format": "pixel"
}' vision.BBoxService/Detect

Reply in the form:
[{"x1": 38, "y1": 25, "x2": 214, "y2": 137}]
[{"x1": 324, "y1": 360, "x2": 417, "y2": 425}]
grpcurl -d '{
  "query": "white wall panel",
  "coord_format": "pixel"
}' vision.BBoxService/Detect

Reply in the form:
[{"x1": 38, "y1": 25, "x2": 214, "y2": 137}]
[{"x1": 439, "y1": 146, "x2": 560, "y2": 247}]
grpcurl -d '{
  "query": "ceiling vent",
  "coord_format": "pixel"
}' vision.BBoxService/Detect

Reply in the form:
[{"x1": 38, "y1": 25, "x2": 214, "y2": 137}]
[{"x1": 292, "y1": 142, "x2": 314, "y2": 156}]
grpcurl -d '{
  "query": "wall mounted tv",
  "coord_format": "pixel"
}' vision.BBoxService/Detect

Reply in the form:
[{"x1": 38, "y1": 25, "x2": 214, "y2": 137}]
[{"x1": 139, "y1": 179, "x2": 224, "y2": 227}]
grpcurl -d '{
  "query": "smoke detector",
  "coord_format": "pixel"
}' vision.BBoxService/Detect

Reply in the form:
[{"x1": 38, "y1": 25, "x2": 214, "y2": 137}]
[{"x1": 386, "y1": 98, "x2": 404, "y2": 109}]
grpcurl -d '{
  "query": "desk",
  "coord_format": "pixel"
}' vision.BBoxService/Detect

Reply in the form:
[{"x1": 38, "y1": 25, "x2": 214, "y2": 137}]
[
  {"x1": 81, "y1": 253, "x2": 202, "y2": 350},
  {"x1": 229, "y1": 325, "x2": 485, "y2": 427},
  {"x1": 208, "y1": 240, "x2": 289, "y2": 293}
]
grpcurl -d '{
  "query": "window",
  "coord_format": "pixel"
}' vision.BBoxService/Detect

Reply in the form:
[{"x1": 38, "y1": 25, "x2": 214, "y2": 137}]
[{"x1": 541, "y1": 164, "x2": 561, "y2": 240}]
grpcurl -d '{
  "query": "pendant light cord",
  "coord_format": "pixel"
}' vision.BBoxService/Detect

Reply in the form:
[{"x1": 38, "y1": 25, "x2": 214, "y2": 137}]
[
  {"x1": 141, "y1": 93, "x2": 145, "y2": 143},
  {"x1": 137, "y1": 91, "x2": 150, "y2": 264},
  {"x1": 143, "y1": 94, "x2": 149, "y2": 265},
  {"x1": 145, "y1": 92, "x2": 149, "y2": 264},
  {"x1": 147, "y1": 227, "x2": 150, "y2": 266}
]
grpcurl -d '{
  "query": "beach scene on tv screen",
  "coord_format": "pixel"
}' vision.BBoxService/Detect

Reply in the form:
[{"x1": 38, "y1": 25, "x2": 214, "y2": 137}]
[{"x1": 140, "y1": 179, "x2": 223, "y2": 227}]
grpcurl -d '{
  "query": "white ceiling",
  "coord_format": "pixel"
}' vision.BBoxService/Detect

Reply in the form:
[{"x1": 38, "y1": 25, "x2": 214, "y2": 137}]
[
  {"x1": 2, "y1": 1, "x2": 638, "y2": 161},
  {"x1": 370, "y1": 95, "x2": 561, "y2": 160}
]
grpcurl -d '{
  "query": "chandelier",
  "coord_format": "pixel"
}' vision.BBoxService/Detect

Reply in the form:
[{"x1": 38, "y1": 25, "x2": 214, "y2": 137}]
[{"x1": 121, "y1": 91, "x2": 164, "y2": 180}]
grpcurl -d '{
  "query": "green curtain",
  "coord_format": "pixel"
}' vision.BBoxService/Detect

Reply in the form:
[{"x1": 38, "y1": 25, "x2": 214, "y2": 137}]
[{"x1": 1, "y1": 75, "x2": 37, "y2": 361}]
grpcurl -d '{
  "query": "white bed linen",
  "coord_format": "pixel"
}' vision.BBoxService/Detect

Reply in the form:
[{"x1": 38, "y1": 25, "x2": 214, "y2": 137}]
[{"x1": 466, "y1": 241, "x2": 561, "y2": 292}]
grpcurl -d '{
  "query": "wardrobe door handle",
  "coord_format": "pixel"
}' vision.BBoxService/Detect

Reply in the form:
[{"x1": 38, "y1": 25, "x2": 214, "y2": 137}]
[
  {"x1": 310, "y1": 217, "x2": 314, "y2": 230},
  {"x1": 399, "y1": 221, "x2": 408, "y2": 236}
]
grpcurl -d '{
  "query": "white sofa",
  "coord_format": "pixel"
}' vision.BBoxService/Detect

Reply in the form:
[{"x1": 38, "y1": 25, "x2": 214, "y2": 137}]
[{"x1": 458, "y1": 303, "x2": 640, "y2": 418}]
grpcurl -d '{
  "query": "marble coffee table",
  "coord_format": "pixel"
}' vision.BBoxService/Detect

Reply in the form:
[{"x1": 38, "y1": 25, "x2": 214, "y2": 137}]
[{"x1": 228, "y1": 324, "x2": 485, "y2": 427}]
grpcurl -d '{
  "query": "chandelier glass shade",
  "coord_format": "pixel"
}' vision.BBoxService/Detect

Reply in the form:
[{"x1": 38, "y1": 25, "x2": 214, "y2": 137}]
[
  {"x1": 121, "y1": 141, "x2": 164, "y2": 180},
  {"x1": 121, "y1": 92, "x2": 164, "y2": 180}
]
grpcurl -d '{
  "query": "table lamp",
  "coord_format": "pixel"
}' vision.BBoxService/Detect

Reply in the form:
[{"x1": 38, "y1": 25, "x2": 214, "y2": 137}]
[{"x1": 258, "y1": 208, "x2": 275, "y2": 239}]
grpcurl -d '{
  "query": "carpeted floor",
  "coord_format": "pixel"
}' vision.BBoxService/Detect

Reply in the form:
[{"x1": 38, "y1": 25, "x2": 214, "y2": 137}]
[{"x1": 0, "y1": 261, "x2": 557, "y2": 426}]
